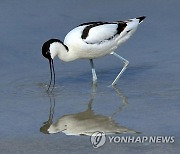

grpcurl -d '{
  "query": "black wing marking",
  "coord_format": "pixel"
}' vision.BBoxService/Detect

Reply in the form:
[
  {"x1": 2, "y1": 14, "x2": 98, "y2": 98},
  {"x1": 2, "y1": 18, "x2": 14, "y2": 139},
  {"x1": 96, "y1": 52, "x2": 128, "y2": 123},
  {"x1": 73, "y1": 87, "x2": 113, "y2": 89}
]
[
  {"x1": 79, "y1": 21, "x2": 108, "y2": 26},
  {"x1": 80, "y1": 22, "x2": 110, "y2": 39},
  {"x1": 116, "y1": 22, "x2": 127, "y2": 35},
  {"x1": 79, "y1": 21, "x2": 127, "y2": 44}
]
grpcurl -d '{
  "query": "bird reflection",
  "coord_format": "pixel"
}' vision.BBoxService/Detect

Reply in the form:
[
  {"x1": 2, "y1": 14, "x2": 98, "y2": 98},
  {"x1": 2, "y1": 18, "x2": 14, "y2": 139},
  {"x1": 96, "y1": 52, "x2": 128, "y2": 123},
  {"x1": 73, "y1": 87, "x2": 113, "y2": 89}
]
[{"x1": 40, "y1": 86, "x2": 137, "y2": 136}]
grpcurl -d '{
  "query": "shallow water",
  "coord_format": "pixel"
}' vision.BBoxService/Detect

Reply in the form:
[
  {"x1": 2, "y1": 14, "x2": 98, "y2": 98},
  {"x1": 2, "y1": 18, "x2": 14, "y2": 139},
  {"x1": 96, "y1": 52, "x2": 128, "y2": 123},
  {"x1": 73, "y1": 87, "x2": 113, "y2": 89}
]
[{"x1": 0, "y1": 0, "x2": 180, "y2": 153}]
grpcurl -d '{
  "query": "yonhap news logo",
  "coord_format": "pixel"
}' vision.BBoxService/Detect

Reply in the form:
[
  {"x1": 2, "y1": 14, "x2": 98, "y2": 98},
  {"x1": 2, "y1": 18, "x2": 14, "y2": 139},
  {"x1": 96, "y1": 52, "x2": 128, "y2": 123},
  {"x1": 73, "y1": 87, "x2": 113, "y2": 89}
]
[
  {"x1": 90, "y1": 131, "x2": 175, "y2": 148},
  {"x1": 90, "y1": 131, "x2": 106, "y2": 148}
]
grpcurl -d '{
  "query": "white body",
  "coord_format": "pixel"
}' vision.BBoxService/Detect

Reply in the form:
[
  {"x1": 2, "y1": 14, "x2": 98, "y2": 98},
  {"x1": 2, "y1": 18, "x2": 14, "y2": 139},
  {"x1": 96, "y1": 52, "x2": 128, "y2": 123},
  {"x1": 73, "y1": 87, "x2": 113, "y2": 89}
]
[{"x1": 50, "y1": 18, "x2": 140, "y2": 62}]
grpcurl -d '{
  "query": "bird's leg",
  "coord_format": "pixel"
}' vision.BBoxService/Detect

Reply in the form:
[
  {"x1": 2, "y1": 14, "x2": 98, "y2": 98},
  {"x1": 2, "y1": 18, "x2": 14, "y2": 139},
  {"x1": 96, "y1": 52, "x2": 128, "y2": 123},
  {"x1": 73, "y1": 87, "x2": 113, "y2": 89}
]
[
  {"x1": 110, "y1": 52, "x2": 129, "y2": 86},
  {"x1": 90, "y1": 59, "x2": 97, "y2": 84}
]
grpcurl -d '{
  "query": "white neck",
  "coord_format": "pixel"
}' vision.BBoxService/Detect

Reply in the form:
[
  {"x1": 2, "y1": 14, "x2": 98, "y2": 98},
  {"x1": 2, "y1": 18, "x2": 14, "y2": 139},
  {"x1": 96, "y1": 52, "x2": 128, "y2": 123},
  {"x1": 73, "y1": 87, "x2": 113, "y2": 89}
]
[{"x1": 50, "y1": 42, "x2": 77, "y2": 62}]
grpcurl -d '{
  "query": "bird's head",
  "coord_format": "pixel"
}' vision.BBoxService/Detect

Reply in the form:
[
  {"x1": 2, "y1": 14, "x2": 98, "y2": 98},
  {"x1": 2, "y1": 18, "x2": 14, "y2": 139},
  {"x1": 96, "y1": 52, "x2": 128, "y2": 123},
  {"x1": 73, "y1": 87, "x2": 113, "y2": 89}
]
[
  {"x1": 42, "y1": 39, "x2": 61, "y2": 92},
  {"x1": 42, "y1": 39, "x2": 62, "y2": 60}
]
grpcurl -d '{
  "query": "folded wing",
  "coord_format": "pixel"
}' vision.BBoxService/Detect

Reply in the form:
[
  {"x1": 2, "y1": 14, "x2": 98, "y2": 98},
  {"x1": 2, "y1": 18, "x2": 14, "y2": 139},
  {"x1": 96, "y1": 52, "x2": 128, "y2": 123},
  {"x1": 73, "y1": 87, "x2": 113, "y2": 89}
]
[{"x1": 80, "y1": 22, "x2": 127, "y2": 44}]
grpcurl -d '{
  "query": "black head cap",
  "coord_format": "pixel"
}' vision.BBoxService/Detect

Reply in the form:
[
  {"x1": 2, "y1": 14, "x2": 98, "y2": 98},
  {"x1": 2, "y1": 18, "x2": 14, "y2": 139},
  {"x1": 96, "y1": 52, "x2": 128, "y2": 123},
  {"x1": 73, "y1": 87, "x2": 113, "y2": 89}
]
[{"x1": 42, "y1": 39, "x2": 61, "y2": 60}]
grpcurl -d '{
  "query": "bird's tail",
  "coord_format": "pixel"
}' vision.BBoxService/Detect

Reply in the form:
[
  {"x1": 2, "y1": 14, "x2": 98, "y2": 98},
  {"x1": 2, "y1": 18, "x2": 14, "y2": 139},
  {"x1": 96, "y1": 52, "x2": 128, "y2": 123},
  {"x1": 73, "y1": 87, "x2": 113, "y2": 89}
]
[{"x1": 136, "y1": 16, "x2": 146, "y2": 24}]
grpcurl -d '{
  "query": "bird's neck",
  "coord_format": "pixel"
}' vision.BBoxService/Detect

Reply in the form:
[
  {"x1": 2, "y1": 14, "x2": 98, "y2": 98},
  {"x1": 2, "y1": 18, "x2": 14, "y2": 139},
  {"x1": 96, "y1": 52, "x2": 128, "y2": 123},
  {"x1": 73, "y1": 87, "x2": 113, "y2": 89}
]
[{"x1": 50, "y1": 42, "x2": 76, "y2": 62}]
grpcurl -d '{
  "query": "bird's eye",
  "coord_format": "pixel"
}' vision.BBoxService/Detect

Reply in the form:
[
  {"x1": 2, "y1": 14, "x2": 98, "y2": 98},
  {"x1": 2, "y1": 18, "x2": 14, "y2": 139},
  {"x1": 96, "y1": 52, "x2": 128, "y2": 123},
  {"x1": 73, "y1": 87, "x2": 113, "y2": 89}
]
[{"x1": 46, "y1": 51, "x2": 50, "y2": 55}]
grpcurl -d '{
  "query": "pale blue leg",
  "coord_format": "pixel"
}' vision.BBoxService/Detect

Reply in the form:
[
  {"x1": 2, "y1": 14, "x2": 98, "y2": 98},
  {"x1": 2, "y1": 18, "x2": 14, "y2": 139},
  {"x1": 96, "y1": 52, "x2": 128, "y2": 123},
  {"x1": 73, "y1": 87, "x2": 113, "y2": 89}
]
[
  {"x1": 111, "y1": 52, "x2": 129, "y2": 86},
  {"x1": 90, "y1": 59, "x2": 97, "y2": 84}
]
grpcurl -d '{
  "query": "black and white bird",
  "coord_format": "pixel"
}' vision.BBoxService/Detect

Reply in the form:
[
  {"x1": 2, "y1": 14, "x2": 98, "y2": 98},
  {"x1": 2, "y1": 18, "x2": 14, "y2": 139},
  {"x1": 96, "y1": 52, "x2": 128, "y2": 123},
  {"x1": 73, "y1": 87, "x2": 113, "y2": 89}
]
[{"x1": 42, "y1": 16, "x2": 146, "y2": 91}]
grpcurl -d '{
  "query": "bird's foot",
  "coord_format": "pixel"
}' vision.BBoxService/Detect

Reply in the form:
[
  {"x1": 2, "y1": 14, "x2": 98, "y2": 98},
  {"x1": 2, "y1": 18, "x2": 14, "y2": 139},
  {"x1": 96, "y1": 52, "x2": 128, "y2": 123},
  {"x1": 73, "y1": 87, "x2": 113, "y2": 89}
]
[{"x1": 107, "y1": 82, "x2": 116, "y2": 88}]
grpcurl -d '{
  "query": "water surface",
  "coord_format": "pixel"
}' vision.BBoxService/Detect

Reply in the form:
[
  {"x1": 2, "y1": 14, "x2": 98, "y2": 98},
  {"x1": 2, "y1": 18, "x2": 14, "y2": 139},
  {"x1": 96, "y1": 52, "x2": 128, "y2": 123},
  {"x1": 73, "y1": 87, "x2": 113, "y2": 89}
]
[{"x1": 0, "y1": 0, "x2": 180, "y2": 153}]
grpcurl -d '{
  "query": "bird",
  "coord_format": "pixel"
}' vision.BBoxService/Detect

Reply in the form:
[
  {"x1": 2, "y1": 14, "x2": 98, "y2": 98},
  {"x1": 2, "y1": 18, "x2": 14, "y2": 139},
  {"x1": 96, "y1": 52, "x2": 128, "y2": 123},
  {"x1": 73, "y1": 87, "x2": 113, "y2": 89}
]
[{"x1": 42, "y1": 16, "x2": 146, "y2": 91}]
